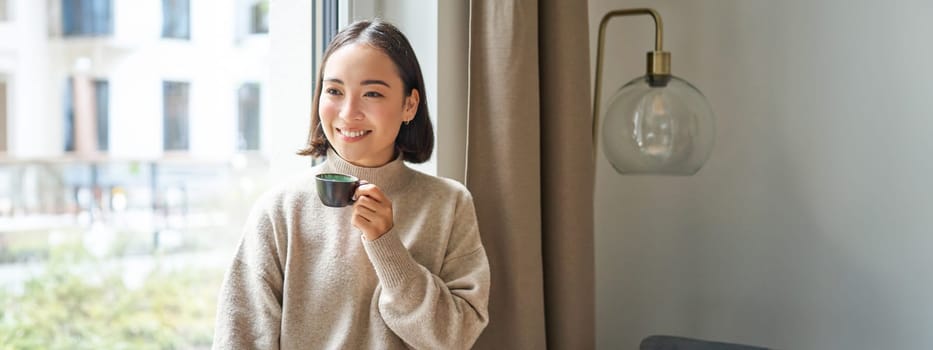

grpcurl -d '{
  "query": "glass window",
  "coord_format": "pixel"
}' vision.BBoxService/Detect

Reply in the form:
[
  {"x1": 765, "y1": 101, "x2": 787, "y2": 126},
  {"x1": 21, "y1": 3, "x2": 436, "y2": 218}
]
[
  {"x1": 1, "y1": 1, "x2": 340, "y2": 347},
  {"x1": 250, "y1": 0, "x2": 268, "y2": 34},
  {"x1": 237, "y1": 83, "x2": 261, "y2": 151},
  {"x1": 162, "y1": 0, "x2": 190, "y2": 40},
  {"x1": 64, "y1": 78, "x2": 74, "y2": 152},
  {"x1": 94, "y1": 80, "x2": 109, "y2": 151},
  {"x1": 61, "y1": 0, "x2": 113, "y2": 37},
  {"x1": 0, "y1": 0, "x2": 9, "y2": 21},
  {"x1": 163, "y1": 81, "x2": 190, "y2": 151},
  {"x1": 63, "y1": 77, "x2": 109, "y2": 152}
]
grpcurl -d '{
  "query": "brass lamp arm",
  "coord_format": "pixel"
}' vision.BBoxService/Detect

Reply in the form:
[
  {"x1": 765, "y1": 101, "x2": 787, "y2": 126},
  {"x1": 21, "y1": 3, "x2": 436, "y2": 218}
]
[{"x1": 592, "y1": 8, "x2": 666, "y2": 157}]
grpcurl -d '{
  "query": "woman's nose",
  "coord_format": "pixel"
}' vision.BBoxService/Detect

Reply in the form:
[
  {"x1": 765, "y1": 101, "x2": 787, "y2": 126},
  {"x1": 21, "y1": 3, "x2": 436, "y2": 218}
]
[{"x1": 339, "y1": 96, "x2": 364, "y2": 120}]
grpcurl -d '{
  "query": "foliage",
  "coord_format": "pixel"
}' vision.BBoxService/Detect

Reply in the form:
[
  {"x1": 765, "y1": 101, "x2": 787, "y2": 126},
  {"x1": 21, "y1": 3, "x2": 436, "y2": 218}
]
[{"x1": 0, "y1": 244, "x2": 223, "y2": 349}]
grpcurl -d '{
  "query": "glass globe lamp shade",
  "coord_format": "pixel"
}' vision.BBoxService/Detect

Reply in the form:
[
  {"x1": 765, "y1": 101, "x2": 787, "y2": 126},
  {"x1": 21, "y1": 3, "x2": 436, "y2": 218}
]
[{"x1": 601, "y1": 75, "x2": 715, "y2": 175}]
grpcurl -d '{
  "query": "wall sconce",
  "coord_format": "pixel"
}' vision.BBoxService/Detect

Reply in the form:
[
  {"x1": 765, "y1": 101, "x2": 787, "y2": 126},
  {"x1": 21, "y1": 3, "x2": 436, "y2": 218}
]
[{"x1": 593, "y1": 8, "x2": 715, "y2": 175}]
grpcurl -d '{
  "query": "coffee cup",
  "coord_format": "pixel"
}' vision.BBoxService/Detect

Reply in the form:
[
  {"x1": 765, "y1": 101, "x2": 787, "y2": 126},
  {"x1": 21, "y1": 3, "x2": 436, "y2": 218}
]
[{"x1": 315, "y1": 173, "x2": 362, "y2": 207}]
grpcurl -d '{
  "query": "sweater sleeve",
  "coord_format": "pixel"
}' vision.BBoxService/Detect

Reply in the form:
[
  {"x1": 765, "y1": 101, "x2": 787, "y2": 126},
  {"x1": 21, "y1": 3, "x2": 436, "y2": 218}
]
[
  {"x1": 362, "y1": 190, "x2": 490, "y2": 350},
  {"x1": 212, "y1": 198, "x2": 286, "y2": 350}
]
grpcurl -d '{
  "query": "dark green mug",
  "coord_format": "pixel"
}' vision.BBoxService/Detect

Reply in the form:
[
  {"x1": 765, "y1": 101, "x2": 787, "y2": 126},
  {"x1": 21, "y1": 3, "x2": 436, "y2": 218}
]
[{"x1": 315, "y1": 173, "x2": 361, "y2": 207}]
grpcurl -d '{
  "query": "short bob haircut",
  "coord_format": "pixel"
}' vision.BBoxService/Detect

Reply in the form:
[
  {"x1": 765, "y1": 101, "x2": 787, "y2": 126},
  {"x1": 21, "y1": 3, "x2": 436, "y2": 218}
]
[{"x1": 297, "y1": 19, "x2": 434, "y2": 163}]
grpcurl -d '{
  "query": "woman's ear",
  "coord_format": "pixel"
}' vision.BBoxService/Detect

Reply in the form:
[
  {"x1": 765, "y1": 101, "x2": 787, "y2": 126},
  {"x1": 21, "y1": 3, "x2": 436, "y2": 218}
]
[{"x1": 404, "y1": 88, "x2": 420, "y2": 121}]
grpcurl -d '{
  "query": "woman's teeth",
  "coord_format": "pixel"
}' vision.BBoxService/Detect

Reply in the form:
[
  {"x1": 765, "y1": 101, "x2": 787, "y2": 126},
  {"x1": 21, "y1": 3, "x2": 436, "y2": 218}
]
[{"x1": 339, "y1": 129, "x2": 369, "y2": 138}]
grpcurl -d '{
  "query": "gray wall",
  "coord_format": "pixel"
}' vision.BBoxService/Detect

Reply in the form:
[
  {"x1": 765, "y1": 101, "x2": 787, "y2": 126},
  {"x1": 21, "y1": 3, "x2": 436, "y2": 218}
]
[{"x1": 590, "y1": 0, "x2": 933, "y2": 349}]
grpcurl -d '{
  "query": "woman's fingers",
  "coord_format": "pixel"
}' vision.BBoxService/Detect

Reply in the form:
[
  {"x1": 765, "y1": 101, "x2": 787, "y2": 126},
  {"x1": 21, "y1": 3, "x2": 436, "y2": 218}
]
[
  {"x1": 354, "y1": 183, "x2": 388, "y2": 204},
  {"x1": 353, "y1": 198, "x2": 380, "y2": 216},
  {"x1": 351, "y1": 182, "x2": 393, "y2": 240}
]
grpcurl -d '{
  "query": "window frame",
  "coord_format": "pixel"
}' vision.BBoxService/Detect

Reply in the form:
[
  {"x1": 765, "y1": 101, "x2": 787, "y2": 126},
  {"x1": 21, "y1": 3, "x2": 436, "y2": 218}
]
[{"x1": 311, "y1": 0, "x2": 340, "y2": 87}]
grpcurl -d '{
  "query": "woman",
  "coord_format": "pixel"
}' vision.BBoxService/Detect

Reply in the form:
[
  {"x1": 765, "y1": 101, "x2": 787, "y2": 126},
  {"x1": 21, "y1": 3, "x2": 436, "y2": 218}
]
[{"x1": 212, "y1": 20, "x2": 490, "y2": 349}]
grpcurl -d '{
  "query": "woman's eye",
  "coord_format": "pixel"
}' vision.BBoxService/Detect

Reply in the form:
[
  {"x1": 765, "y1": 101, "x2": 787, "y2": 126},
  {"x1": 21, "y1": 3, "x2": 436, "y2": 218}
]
[
  {"x1": 325, "y1": 88, "x2": 342, "y2": 96},
  {"x1": 363, "y1": 91, "x2": 383, "y2": 98}
]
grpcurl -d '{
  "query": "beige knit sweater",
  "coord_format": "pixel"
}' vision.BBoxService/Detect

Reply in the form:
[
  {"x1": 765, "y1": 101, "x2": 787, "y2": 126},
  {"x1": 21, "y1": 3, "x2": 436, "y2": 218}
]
[{"x1": 212, "y1": 150, "x2": 490, "y2": 349}]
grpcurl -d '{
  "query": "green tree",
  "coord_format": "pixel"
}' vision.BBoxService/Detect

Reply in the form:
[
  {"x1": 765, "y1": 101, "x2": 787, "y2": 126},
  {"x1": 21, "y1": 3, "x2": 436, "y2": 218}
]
[{"x1": 0, "y1": 244, "x2": 223, "y2": 349}]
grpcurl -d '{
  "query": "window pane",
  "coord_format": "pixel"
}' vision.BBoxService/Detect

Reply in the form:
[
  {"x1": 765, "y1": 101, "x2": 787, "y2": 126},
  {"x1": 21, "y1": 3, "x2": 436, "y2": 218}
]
[
  {"x1": 61, "y1": 0, "x2": 76, "y2": 34},
  {"x1": 0, "y1": 0, "x2": 8, "y2": 21},
  {"x1": 90, "y1": 0, "x2": 112, "y2": 35},
  {"x1": 162, "y1": 0, "x2": 190, "y2": 39},
  {"x1": 64, "y1": 78, "x2": 75, "y2": 152},
  {"x1": 62, "y1": 0, "x2": 113, "y2": 37},
  {"x1": 163, "y1": 81, "x2": 189, "y2": 151},
  {"x1": 95, "y1": 80, "x2": 109, "y2": 151},
  {"x1": 237, "y1": 83, "x2": 260, "y2": 151},
  {"x1": 250, "y1": 1, "x2": 268, "y2": 34},
  {"x1": 63, "y1": 77, "x2": 108, "y2": 153}
]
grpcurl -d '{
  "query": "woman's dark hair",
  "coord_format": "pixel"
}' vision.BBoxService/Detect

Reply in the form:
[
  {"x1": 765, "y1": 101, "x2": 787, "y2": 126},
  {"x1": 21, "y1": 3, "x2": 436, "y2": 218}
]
[{"x1": 297, "y1": 19, "x2": 434, "y2": 163}]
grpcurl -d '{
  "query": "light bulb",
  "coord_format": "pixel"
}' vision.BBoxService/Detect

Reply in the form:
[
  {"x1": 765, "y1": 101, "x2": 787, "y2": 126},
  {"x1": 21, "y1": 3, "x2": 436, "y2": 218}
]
[{"x1": 601, "y1": 75, "x2": 715, "y2": 175}]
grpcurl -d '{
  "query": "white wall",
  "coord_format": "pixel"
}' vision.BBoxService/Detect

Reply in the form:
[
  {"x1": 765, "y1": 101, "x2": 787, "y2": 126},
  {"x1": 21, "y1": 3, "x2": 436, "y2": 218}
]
[
  {"x1": 0, "y1": 0, "x2": 53, "y2": 156},
  {"x1": 591, "y1": 0, "x2": 933, "y2": 349}
]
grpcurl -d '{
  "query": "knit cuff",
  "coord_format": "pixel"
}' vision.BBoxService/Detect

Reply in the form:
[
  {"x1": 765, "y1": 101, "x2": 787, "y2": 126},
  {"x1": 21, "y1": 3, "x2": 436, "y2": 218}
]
[{"x1": 361, "y1": 230, "x2": 421, "y2": 289}]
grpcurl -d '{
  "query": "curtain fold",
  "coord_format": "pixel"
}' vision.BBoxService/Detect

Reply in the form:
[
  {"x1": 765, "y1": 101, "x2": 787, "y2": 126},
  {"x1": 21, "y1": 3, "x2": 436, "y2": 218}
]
[
  {"x1": 466, "y1": 0, "x2": 594, "y2": 348},
  {"x1": 538, "y1": 0, "x2": 595, "y2": 348}
]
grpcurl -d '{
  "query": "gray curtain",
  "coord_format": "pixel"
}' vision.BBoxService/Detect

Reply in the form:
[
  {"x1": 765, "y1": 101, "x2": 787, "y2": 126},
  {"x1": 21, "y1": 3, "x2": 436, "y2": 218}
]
[{"x1": 466, "y1": 0, "x2": 595, "y2": 348}]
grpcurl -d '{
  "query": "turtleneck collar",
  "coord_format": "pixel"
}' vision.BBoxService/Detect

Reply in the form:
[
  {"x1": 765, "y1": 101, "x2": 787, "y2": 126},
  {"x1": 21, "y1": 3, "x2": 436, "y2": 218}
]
[{"x1": 322, "y1": 148, "x2": 413, "y2": 195}]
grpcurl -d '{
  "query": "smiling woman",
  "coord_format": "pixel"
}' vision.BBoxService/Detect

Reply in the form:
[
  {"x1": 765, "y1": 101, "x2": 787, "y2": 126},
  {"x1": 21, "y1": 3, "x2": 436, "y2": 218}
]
[
  {"x1": 212, "y1": 19, "x2": 489, "y2": 349},
  {"x1": 317, "y1": 43, "x2": 421, "y2": 167},
  {"x1": 300, "y1": 20, "x2": 434, "y2": 167}
]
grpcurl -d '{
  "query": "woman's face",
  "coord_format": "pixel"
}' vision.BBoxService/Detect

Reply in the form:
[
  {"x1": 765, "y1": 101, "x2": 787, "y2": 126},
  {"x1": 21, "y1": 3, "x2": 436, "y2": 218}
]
[{"x1": 319, "y1": 43, "x2": 419, "y2": 167}]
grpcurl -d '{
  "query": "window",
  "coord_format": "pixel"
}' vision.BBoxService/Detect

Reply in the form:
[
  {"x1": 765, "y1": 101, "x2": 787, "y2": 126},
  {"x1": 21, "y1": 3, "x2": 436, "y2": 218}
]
[
  {"x1": 163, "y1": 81, "x2": 190, "y2": 151},
  {"x1": 162, "y1": 0, "x2": 190, "y2": 39},
  {"x1": 237, "y1": 83, "x2": 261, "y2": 151},
  {"x1": 61, "y1": 0, "x2": 113, "y2": 37},
  {"x1": 64, "y1": 79, "x2": 73, "y2": 151},
  {"x1": 63, "y1": 77, "x2": 109, "y2": 152},
  {"x1": 94, "y1": 80, "x2": 109, "y2": 151},
  {"x1": 250, "y1": 0, "x2": 268, "y2": 34},
  {"x1": 0, "y1": 0, "x2": 9, "y2": 21},
  {"x1": 0, "y1": 1, "x2": 336, "y2": 347}
]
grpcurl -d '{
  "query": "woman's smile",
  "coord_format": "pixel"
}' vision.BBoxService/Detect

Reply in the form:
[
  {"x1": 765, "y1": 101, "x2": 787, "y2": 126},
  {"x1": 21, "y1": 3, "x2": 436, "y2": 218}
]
[{"x1": 336, "y1": 127, "x2": 372, "y2": 141}]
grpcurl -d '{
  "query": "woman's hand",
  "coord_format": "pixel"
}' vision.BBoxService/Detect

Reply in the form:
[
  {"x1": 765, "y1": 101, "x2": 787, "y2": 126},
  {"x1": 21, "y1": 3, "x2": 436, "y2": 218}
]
[{"x1": 352, "y1": 181, "x2": 394, "y2": 241}]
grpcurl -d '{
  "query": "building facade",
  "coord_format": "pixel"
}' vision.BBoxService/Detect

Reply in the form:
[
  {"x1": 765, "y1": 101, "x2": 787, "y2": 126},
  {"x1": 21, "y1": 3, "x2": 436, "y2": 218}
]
[{"x1": 1, "y1": 0, "x2": 270, "y2": 159}]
